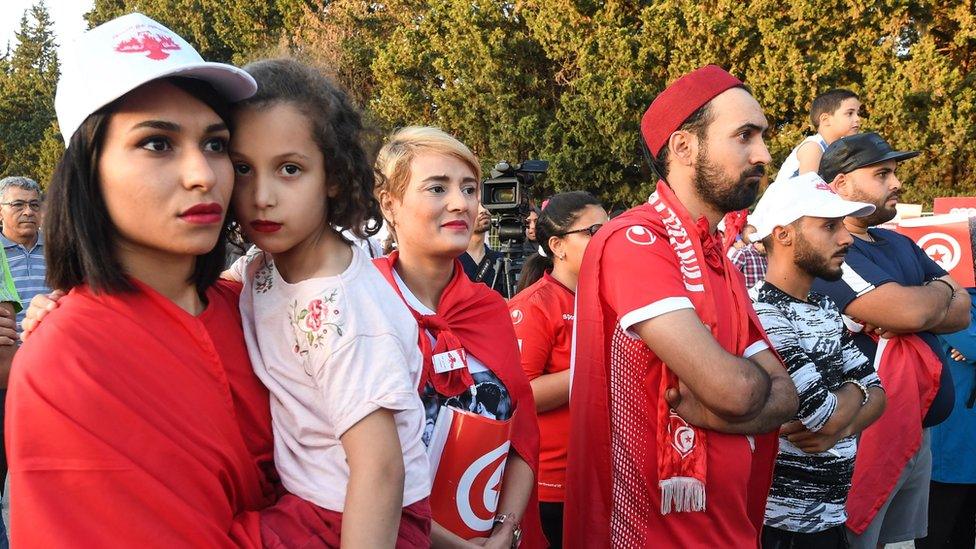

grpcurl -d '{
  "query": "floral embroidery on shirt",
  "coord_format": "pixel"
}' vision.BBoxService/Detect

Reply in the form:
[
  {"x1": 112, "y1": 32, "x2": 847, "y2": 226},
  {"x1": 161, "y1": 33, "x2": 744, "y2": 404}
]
[{"x1": 291, "y1": 288, "x2": 344, "y2": 356}]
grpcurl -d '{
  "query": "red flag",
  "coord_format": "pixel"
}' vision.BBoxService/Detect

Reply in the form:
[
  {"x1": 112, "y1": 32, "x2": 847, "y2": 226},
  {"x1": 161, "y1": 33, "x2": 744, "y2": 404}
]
[
  {"x1": 426, "y1": 407, "x2": 514, "y2": 539},
  {"x1": 933, "y1": 196, "x2": 976, "y2": 216},
  {"x1": 896, "y1": 213, "x2": 975, "y2": 287}
]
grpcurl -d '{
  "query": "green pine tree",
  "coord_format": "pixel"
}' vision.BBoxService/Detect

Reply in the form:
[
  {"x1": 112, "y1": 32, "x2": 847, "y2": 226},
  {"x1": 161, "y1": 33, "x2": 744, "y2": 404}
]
[{"x1": 0, "y1": 1, "x2": 60, "y2": 186}]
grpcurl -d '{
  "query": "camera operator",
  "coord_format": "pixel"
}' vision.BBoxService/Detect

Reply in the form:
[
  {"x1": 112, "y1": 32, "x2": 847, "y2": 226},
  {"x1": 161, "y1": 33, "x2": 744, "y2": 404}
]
[
  {"x1": 459, "y1": 202, "x2": 505, "y2": 296},
  {"x1": 522, "y1": 205, "x2": 541, "y2": 255}
]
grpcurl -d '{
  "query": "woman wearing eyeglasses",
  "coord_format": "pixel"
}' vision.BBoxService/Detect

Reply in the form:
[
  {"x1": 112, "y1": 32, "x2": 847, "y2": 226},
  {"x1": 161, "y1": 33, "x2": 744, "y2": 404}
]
[{"x1": 507, "y1": 191, "x2": 607, "y2": 548}]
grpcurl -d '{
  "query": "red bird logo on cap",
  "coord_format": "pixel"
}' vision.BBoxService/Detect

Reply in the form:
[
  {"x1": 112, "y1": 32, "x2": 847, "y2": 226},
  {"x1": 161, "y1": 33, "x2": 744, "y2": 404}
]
[{"x1": 115, "y1": 30, "x2": 180, "y2": 60}]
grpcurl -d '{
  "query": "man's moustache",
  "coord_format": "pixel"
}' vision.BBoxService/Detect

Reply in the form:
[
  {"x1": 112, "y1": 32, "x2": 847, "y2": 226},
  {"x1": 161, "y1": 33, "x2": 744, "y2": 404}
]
[{"x1": 746, "y1": 166, "x2": 766, "y2": 178}]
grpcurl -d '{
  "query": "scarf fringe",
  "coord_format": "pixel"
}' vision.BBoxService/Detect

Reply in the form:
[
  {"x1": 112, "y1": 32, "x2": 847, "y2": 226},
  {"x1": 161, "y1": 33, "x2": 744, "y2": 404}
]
[{"x1": 659, "y1": 476, "x2": 706, "y2": 515}]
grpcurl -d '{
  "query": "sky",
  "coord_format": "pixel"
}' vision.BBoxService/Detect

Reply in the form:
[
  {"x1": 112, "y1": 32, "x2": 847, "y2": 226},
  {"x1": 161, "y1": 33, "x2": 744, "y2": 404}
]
[{"x1": 1, "y1": 0, "x2": 93, "y2": 56}]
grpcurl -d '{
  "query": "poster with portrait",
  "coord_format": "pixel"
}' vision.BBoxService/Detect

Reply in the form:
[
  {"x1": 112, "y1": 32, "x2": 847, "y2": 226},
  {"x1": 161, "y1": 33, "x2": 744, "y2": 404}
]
[{"x1": 896, "y1": 213, "x2": 975, "y2": 287}]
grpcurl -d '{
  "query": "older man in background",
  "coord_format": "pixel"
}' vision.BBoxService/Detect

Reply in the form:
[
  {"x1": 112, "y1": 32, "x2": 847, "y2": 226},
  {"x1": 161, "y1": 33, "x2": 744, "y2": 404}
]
[{"x1": 0, "y1": 177, "x2": 47, "y2": 331}]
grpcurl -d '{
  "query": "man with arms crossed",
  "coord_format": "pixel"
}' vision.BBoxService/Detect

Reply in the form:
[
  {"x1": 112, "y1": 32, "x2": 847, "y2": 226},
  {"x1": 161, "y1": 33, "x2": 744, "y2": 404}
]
[
  {"x1": 813, "y1": 132, "x2": 970, "y2": 548},
  {"x1": 565, "y1": 65, "x2": 798, "y2": 548},
  {"x1": 750, "y1": 173, "x2": 886, "y2": 548}
]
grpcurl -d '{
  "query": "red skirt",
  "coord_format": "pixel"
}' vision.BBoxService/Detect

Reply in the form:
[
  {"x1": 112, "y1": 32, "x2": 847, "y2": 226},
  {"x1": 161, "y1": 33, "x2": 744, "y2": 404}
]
[{"x1": 261, "y1": 494, "x2": 432, "y2": 548}]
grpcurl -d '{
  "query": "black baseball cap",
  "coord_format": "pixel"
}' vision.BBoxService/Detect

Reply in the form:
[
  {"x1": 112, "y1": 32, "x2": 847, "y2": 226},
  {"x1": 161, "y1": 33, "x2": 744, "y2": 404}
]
[{"x1": 818, "y1": 132, "x2": 919, "y2": 183}]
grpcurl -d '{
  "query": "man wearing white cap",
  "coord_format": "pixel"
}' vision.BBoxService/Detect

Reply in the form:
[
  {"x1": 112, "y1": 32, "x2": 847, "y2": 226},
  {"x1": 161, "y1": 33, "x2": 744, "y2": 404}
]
[{"x1": 749, "y1": 173, "x2": 886, "y2": 548}]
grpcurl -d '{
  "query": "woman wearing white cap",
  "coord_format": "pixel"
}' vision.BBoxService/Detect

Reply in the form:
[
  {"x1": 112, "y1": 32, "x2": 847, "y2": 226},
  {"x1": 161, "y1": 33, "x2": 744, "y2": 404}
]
[{"x1": 6, "y1": 14, "x2": 279, "y2": 547}]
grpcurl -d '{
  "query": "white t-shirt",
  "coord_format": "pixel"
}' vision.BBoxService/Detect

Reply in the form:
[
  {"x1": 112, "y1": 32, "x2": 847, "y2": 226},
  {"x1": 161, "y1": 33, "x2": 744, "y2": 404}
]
[
  {"x1": 230, "y1": 245, "x2": 430, "y2": 511},
  {"x1": 773, "y1": 133, "x2": 828, "y2": 185}
]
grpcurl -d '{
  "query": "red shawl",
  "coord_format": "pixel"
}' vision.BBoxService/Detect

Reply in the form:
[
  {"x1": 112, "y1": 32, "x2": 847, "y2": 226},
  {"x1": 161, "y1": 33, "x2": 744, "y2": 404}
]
[
  {"x1": 373, "y1": 253, "x2": 546, "y2": 547},
  {"x1": 846, "y1": 334, "x2": 942, "y2": 534},
  {"x1": 564, "y1": 182, "x2": 779, "y2": 547},
  {"x1": 8, "y1": 280, "x2": 278, "y2": 547}
]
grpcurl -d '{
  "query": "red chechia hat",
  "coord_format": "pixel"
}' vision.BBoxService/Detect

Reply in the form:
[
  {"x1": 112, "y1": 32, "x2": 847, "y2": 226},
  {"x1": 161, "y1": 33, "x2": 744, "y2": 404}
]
[{"x1": 640, "y1": 65, "x2": 742, "y2": 158}]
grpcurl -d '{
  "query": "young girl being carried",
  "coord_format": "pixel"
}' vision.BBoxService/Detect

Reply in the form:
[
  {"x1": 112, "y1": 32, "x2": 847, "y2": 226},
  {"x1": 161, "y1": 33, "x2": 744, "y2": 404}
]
[{"x1": 226, "y1": 59, "x2": 430, "y2": 547}]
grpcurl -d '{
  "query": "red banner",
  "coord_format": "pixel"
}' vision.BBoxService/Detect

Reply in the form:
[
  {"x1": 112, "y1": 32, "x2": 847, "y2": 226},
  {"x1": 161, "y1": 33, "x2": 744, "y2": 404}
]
[
  {"x1": 896, "y1": 213, "x2": 975, "y2": 287},
  {"x1": 933, "y1": 197, "x2": 976, "y2": 216},
  {"x1": 426, "y1": 406, "x2": 514, "y2": 539}
]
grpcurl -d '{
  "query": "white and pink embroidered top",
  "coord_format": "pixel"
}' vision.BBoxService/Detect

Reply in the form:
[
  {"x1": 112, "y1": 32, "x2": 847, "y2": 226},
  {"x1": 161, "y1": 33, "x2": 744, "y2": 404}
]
[{"x1": 229, "y1": 245, "x2": 430, "y2": 512}]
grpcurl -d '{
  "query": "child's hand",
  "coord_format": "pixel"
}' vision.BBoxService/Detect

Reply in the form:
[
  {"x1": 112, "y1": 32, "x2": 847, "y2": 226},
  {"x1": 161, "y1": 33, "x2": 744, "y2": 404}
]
[
  {"x1": 950, "y1": 348, "x2": 968, "y2": 362},
  {"x1": 21, "y1": 290, "x2": 64, "y2": 341}
]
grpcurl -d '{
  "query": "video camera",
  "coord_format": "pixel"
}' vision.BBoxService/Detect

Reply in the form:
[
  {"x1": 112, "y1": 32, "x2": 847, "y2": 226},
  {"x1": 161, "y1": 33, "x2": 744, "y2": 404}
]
[
  {"x1": 480, "y1": 159, "x2": 549, "y2": 298},
  {"x1": 482, "y1": 159, "x2": 549, "y2": 245}
]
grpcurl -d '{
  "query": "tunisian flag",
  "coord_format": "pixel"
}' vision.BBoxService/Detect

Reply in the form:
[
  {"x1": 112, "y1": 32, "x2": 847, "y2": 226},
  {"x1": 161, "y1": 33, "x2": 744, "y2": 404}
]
[
  {"x1": 427, "y1": 407, "x2": 514, "y2": 539},
  {"x1": 896, "y1": 213, "x2": 975, "y2": 287}
]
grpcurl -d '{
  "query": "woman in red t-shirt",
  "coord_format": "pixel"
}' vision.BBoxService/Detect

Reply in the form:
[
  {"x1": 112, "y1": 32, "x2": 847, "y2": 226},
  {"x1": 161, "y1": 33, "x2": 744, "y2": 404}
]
[{"x1": 508, "y1": 192, "x2": 608, "y2": 548}]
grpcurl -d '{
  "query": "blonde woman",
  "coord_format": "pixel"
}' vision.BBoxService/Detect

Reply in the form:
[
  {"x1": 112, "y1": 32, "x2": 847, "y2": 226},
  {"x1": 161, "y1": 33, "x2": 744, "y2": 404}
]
[{"x1": 372, "y1": 127, "x2": 546, "y2": 548}]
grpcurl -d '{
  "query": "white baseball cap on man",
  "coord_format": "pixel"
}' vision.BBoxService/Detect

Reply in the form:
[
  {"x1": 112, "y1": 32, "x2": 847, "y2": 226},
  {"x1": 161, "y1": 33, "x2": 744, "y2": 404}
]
[
  {"x1": 55, "y1": 12, "x2": 257, "y2": 147},
  {"x1": 750, "y1": 172, "x2": 876, "y2": 240}
]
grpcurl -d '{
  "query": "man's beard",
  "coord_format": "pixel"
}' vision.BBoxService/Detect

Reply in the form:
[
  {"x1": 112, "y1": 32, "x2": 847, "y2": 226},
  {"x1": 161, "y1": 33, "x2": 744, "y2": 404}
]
[
  {"x1": 693, "y1": 146, "x2": 764, "y2": 214},
  {"x1": 847, "y1": 187, "x2": 898, "y2": 227},
  {"x1": 794, "y1": 233, "x2": 845, "y2": 281},
  {"x1": 474, "y1": 217, "x2": 490, "y2": 234}
]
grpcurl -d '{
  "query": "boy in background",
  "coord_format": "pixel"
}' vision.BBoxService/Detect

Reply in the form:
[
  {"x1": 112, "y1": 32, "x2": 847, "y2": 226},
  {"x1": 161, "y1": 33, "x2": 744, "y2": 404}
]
[{"x1": 774, "y1": 89, "x2": 861, "y2": 185}]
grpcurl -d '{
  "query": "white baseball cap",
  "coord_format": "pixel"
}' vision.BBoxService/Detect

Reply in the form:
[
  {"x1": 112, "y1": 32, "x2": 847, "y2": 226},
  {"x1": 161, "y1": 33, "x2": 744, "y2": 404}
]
[
  {"x1": 55, "y1": 12, "x2": 257, "y2": 147},
  {"x1": 750, "y1": 172, "x2": 876, "y2": 240}
]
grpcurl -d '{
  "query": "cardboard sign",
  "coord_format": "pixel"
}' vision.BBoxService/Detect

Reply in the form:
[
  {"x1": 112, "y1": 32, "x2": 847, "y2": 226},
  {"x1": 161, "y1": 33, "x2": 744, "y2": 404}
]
[
  {"x1": 933, "y1": 197, "x2": 976, "y2": 217},
  {"x1": 427, "y1": 406, "x2": 514, "y2": 539},
  {"x1": 896, "y1": 213, "x2": 975, "y2": 287}
]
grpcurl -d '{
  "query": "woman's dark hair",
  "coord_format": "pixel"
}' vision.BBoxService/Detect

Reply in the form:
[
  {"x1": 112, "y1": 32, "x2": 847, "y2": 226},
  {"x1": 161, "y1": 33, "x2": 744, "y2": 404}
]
[
  {"x1": 237, "y1": 58, "x2": 382, "y2": 240},
  {"x1": 516, "y1": 191, "x2": 602, "y2": 293},
  {"x1": 45, "y1": 77, "x2": 233, "y2": 296}
]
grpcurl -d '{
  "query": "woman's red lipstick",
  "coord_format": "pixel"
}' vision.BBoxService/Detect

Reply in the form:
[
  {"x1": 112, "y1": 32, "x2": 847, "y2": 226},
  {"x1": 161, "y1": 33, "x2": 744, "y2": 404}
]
[
  {"x1": 179, "y1": 202, "x2": 223, "y2": 224},
  {"x1": 250, "y1": 220, "x2": 283, "y2": 233},
  {"x1": 441, "y1": 220, "x2": 469, "y2": 230}
]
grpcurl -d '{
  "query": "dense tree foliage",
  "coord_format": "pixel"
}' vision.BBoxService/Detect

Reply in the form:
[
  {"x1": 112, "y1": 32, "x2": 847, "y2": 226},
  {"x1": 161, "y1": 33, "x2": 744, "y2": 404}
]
[
  {"x1": 0, "y1": 1, "x2": 60, "y2": 186},
  {"x1": 2, "y1": 0, "x2": 974, "y2": 209}
]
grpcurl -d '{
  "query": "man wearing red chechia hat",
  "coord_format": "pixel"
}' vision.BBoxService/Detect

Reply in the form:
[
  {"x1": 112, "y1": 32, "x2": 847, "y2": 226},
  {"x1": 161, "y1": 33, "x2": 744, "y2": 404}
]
[{"x1": 564, "y1": 65, "x2": 799, "y2": 548}]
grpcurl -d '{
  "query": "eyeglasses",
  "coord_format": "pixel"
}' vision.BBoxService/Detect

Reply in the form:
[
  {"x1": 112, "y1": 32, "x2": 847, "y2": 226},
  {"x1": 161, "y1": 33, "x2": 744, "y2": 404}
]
[
  {"x1": 0, "y1": 200, "x2": 41, "y2": 211},
  {"x1": 556, "y1": 223, "x2": 603, "y2": 237}
]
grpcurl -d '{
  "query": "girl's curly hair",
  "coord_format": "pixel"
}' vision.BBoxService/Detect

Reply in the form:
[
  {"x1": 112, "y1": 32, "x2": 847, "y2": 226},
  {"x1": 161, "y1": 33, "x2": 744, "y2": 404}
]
[{"x1": 238, "y1": 58, "x2": 382, "y2": 239}]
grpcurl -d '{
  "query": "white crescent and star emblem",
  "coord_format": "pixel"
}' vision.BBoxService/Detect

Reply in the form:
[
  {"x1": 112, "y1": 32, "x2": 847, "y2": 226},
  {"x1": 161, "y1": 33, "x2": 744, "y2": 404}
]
[
  {"x1": 456, "y1": 441, "x2": 510, "y2": 532},
  {"x1": 625, "y1": 225, "x2": 656, "y2": 246},
  {"x1": 917, "y1": 232, "x2": 962, "y2": 271},
  {"x1": 673, "y1": 426, "x2": 696, "y2": 457}
]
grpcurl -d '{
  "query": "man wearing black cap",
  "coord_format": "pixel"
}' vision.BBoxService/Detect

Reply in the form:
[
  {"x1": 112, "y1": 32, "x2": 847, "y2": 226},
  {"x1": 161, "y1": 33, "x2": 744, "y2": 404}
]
[
  {"x1": 814, "y1": 132, "x2": 970, "y2": 549},
  {"x1": 565, "y1": 65, "x2": 797, "y2": 548}
]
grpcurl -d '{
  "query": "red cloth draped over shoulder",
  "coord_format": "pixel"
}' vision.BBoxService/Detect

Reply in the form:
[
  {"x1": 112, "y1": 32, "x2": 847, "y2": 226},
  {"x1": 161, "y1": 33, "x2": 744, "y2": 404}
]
[
  {"x1": 7, "y1": 279, "x2": 279, "y2": 547},
  {"x1": 373, "y1": 252, "x2": 546, "y2": 548}
]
